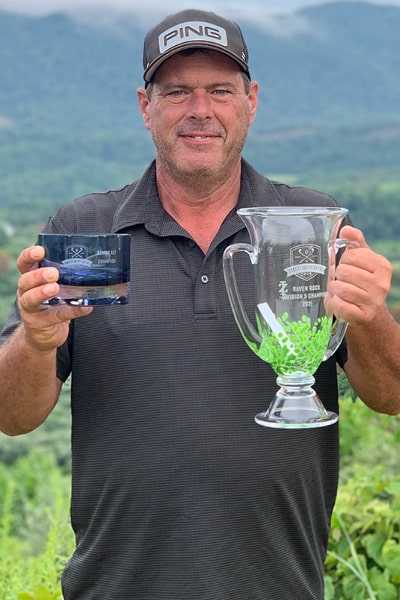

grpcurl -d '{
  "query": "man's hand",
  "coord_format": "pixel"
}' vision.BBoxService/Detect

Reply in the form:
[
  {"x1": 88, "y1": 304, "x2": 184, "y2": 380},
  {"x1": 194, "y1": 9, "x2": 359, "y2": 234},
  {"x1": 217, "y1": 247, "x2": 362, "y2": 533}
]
[
  {"x1": 16, "y1": 245, "x2": 93, "y2": 352},
  {"x1": 327, "y1": 225, "x2": 392, "y2": 325}
]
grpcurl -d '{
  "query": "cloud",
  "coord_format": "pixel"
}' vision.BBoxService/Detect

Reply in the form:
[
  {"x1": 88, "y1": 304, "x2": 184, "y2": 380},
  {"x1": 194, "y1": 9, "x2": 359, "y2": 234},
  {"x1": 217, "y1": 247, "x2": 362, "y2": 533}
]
[
  {"x1": 1, "y1": 0, "x2": 213, "y2": 18},
  {"x1": 0, "y1": 0, "x2": 317, "y2": 38},
  {"x1": 222, "y1": 3, "x2": 314, "y2": 36},
  {"x1": 1, "y1": 0, "x2": 399, "y2": 35}
]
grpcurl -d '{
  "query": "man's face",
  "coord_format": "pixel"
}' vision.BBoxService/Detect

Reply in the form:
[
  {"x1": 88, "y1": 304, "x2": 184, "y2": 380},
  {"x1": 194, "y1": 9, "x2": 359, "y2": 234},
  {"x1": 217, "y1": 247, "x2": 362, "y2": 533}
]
[{"x1": 138, "y1": 50, "x2": 258, "y2": 184}]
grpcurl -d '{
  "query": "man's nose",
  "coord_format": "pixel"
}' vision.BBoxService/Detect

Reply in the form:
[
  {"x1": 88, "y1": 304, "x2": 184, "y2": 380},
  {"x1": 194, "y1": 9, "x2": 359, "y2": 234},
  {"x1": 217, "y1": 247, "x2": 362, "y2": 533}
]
[{"x1": 187, "y1": 89, "x2": 212, "y2": 118}]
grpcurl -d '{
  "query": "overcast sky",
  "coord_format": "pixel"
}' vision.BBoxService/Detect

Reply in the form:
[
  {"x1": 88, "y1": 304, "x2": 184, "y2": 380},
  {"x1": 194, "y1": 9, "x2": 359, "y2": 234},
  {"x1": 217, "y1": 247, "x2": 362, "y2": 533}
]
[
  {"x1": 1, "y1": 0, "x2": 400, "y2": 19},
  {"x1": 1, "y1": 0, "x2": 399, "y2": 39}
]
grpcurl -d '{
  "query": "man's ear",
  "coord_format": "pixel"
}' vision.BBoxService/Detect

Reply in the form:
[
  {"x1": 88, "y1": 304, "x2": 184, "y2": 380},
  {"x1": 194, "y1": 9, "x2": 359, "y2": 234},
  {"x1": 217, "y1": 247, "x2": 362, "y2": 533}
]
[{"x1": 137, "y1": 88, "x2": 151, "y2": 131}]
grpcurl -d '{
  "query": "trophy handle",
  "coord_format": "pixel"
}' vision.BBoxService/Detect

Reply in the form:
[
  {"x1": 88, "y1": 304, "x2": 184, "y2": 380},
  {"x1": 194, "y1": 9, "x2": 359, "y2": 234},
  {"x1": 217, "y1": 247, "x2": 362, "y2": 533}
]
[
  {"x1": 324, "y1": 238, "x2": 360, "y2": 360},
  {"x1": 324, "y1": 317, "x2": 348, "y2": 360},
  {"x1": 223, "y1": 243, "x2": 263, "y2": 353}
]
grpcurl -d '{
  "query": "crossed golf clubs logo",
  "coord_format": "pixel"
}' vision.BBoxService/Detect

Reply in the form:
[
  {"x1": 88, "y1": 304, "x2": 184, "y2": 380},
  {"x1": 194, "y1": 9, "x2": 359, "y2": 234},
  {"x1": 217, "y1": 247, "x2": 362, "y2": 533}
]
[
  {"x1": 66, "y1": 245, "x2": 89, "y2": 260},
  {"x1": 289, "y1": 244, "x2": 322, "y2": 282}
]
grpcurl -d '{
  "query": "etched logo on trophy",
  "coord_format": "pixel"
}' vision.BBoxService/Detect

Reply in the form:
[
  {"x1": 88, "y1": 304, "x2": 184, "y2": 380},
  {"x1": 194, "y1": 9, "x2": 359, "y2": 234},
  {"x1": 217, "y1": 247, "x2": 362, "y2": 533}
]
[
  {"x1": 63, "y1": 245, "x2": 92, "y2": 268},
  {"x1": 67, "y1": 245, "x2": 89, "y2": 259},
  {"x1": 285, "y1": 244, "x2": 326, "y2": 282}
]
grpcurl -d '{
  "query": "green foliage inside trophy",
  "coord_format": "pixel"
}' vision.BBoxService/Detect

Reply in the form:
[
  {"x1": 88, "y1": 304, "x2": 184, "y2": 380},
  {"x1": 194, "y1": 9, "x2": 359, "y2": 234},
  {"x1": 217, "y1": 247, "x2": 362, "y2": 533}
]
[{"x1": 257, "y1": 313, "x2": 331, "y2": 375}]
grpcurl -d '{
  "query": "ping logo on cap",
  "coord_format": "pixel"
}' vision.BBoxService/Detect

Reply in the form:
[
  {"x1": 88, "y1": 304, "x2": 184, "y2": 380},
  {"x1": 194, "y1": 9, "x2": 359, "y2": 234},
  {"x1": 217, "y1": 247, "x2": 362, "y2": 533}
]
[{"x1": 158, "y1": 20, "x2": 228, "y2": 54}]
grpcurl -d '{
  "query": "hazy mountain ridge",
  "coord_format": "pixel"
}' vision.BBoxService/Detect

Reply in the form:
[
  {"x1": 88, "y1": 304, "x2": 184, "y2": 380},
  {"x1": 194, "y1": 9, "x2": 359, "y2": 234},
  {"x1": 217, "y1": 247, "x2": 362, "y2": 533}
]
[
  {"x1": 252, "y1": 2, "x2": 400, "y2": 129},
  {"x1": 1, "y1": 2, "x2": 399, "y2": 131},
  {"x1": 0, "y1": 1, "x2": 399, "y2": 211}
]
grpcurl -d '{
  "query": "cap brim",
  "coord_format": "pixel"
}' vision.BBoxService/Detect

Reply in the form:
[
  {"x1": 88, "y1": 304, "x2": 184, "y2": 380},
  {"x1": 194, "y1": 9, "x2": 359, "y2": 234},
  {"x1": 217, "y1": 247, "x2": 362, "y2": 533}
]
[{"x1": 144, "y1": 42, "x2": 250, "y2": 83}]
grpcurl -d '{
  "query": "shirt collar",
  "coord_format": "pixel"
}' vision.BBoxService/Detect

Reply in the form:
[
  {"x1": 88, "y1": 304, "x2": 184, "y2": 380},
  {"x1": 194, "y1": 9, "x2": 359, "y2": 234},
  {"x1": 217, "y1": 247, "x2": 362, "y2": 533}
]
[{"x1": 111, "y1": 158, "x2": 285, "y2": 236}]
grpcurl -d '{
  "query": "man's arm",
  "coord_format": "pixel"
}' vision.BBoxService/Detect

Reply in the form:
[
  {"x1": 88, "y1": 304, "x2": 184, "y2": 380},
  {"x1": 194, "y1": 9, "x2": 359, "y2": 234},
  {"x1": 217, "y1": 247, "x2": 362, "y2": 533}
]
[
  {"x1": 0, "y1": 245, "x2": 92, "y2": 435},
  {"x1": 0, "y1": 325, "x2": 62, "y2": 434},
  {"x1": 329, "y1": 226, "x2": 400, "y2": 415},
  {"x1": 344, "y1": 305, "x2": 400, "y2": 414}
]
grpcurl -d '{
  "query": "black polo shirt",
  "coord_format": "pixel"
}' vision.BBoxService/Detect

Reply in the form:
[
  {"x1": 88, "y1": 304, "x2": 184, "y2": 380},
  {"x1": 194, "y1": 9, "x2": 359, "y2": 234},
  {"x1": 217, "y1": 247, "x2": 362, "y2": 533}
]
[{"x1": 1, "y1": 160, "x2": 346, "y2": 600}]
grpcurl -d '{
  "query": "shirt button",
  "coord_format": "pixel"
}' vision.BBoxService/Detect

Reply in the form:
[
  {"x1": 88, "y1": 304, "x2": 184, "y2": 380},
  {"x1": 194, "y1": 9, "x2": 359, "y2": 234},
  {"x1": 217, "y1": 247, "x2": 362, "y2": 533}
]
[{"x1": 201, "y1": 274, "x2": 209, "y2": 284}]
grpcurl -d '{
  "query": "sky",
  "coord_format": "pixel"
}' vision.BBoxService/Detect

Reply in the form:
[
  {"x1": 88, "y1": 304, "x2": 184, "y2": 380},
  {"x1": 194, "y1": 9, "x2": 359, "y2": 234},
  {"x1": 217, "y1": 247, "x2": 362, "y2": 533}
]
[{"x1": 1, "y1": 0, "x2": 400, "y2": 20}]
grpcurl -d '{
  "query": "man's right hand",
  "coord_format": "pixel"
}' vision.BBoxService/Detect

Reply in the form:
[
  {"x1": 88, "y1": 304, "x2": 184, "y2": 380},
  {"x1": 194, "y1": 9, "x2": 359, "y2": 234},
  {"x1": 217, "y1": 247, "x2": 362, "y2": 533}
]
[{"x1": 16, "y1": 245, "x2": 93, "y2": 352}]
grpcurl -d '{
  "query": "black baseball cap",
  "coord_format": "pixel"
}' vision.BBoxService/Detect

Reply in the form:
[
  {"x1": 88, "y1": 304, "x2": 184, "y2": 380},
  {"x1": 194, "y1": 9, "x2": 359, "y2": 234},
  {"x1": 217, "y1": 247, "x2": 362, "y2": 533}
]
[{"x1": 143, "y1": 9, "x2": 251, "y2": 83}]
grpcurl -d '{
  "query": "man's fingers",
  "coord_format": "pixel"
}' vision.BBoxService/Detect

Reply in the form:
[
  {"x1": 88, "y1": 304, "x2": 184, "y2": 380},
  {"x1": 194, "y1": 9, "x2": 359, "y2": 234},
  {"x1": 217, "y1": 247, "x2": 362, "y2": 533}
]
[{"x1": 16, "y1": 245, "x2": 45, "y2": 274}]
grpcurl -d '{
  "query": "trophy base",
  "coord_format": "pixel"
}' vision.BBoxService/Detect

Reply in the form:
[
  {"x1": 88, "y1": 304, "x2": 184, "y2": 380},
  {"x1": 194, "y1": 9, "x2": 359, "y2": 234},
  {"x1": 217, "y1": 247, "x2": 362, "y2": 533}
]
[
  {"x1": 255, "y1": 409, "x2": 338, "y2": 429},
  {"x1": 255, "y1": 375, "x2": 338, "y2": 429}
]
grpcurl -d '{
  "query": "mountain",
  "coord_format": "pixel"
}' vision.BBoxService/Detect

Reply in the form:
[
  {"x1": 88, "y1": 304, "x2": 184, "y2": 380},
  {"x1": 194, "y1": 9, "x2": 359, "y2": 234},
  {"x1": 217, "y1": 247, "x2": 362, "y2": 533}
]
[
  {"x1": 1, "y1": 2, "x2": 400, "y2": 131},
  {"x1": 254, "y1": 1, "x2": 400, "y2": 128},
  {"x1": 0, "y1": 2, "x2": 399, "y2": 214}
]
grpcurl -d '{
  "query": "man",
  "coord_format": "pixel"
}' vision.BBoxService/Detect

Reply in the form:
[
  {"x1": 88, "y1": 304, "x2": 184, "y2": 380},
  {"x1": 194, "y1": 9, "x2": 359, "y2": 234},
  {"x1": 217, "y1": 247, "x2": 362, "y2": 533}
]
[{"x1": 1, "y1": 9, "x2": 400, "y2": 600}]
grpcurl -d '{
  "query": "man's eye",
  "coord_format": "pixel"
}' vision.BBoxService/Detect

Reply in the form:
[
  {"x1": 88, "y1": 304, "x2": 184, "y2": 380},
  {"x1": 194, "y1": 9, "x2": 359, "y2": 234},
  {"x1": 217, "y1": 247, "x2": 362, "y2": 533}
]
[
  {"x1": 167, "y1": 90, "x2": 186, "y2": 97},
  {"x1": 213, "y1": 89, "x2": 230, "y2": 96}
]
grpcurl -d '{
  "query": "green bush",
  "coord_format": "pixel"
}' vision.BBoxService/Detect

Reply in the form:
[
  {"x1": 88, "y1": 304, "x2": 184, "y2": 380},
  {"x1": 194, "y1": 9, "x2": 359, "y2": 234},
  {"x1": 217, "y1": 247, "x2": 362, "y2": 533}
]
[
  {"x1": 324, "y1": 394, "x2": 400, "y2": 599},
  {"x1": 0, "y1": 450, "x2": 73, "y2": 600},
  {"x1": 325, "y1": 466, "x2": 400, "y2": 599}
]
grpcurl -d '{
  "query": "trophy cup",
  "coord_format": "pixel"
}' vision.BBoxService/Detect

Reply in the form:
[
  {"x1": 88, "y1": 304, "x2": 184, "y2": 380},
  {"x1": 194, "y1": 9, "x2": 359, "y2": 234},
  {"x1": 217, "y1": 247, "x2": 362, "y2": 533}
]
[
  {"x1": 223, "y1": 206, "x2": 352, "y2": 429},
  {"x1": 38, "y1": 233, "x2": 131, "y2": 306}
]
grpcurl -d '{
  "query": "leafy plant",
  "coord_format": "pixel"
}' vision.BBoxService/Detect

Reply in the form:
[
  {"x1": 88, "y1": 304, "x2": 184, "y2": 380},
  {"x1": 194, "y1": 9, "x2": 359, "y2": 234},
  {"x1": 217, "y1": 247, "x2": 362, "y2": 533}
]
[
  {"x1": 18, "y1": 586, "x2": 61, "y2": 600},
  {"x1": 325, "y1": 462, "x2": 400, "y2": 599},
  {"x1": 0, "y1": 450, "x2": 73, "y2": 600}
]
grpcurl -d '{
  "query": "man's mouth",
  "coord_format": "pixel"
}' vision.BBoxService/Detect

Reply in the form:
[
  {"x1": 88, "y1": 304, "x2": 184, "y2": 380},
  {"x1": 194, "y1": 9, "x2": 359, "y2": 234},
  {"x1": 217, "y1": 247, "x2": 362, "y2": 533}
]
[{"x1": 181, "y1": 133, "x2": 218, "y2": 140}]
